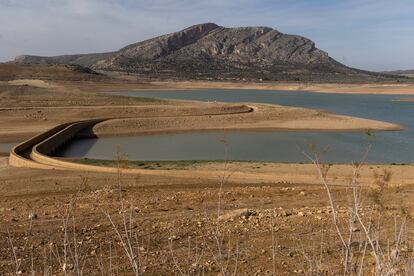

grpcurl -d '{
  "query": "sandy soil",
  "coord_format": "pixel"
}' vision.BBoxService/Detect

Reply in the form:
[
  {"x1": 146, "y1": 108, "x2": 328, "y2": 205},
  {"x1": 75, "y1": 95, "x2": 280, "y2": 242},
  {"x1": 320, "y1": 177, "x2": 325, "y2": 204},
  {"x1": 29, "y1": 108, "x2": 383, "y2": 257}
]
[
  {"x1": 148, "y1": 80, "x2": 414, "y2": 94},
  {"x1": 16, "y1": 72, "x2": 411, "y2": 95},
  {"x1": 64, "y1": 78, "x2": 414, "y2": 95},
  {"x1": 6, "y1": 79, "x2": 60, "y2": 89},
  {"x1": 3, "y1": 157, "x2": 413, "y2": 195},
  {"x1": 92, "y1": 102, "x2": 401, "y2": 138}
]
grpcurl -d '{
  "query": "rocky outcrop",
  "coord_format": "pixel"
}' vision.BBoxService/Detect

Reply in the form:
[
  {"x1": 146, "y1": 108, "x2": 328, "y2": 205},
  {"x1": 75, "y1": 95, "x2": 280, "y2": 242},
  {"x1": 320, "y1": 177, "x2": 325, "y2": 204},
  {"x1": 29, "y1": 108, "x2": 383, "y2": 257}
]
[
  {"x1": 94, "y1": 23, "x2": 330, "y2": 70},
  {"x1": 14, "y1": 23, "x2": 407, "y2": 82}
]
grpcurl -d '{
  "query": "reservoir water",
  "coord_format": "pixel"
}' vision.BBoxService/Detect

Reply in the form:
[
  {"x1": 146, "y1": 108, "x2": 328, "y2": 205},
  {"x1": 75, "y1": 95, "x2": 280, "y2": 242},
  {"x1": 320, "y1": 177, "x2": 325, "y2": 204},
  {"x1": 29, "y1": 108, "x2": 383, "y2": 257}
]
[
  {"x1": 57, "y1": 90, "x2": 414, "y2": 164},
  {"x1": 0, "y1": 143, "x2": 15, "y2": 153}
]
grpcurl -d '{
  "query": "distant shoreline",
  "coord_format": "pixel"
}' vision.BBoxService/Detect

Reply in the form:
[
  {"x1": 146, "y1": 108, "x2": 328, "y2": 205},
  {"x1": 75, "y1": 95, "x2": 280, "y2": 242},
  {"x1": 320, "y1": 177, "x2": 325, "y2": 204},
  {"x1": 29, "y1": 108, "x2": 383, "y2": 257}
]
[
  {"x1": 72, "y1": 77, "x2": 414, "y2": 95},
  {"x1": 139, "y1": 80, "x2": 414, "y2": 95},
  {"x1": 91, "y1": 102, "x2": 401, "y2": 139}
]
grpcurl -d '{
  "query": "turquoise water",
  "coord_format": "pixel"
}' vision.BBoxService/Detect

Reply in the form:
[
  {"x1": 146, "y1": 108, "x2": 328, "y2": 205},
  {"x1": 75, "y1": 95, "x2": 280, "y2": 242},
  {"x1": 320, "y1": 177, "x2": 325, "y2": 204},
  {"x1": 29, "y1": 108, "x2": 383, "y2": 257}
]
[{"x1": 57, "y1": 90, "x2": 414, "y2": 164}]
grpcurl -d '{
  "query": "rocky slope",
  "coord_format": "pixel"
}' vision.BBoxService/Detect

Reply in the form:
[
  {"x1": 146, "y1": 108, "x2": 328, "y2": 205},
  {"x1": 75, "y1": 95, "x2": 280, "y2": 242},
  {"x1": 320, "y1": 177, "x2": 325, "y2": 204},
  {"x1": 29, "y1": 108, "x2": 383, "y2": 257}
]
[{"x1": 14, "y1": 23, "x2": 406, "y2": 82}]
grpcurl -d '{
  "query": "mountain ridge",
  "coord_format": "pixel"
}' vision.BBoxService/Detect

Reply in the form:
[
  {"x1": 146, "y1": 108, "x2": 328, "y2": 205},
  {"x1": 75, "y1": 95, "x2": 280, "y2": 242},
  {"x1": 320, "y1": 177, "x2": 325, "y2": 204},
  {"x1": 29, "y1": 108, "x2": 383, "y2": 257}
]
[
  {"x1": 14, "y1": 23, "x2": 407, "y2": 82},
  {"x1": 383, "y1": 69, "x2": 414, "y2": 77}
]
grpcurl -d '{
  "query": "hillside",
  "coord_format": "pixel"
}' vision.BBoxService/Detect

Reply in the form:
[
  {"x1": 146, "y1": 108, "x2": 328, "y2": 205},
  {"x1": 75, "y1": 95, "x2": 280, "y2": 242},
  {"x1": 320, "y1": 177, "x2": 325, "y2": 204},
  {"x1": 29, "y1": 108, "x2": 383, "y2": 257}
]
[
  {"x1": 13, "y1": 23, "x2": 407, "y2": 82},
  {"x1": 383, "y1": 69, "x2": 414, "y2": 78},
  {"x1": 0, "y1": 63, "x2": 103, "y2": 81}
]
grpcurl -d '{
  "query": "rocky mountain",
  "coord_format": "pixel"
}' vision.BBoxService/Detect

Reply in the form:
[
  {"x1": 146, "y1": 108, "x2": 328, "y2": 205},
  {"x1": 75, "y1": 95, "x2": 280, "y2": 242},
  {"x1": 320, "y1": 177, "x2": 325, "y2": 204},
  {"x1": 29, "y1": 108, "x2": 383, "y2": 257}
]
[{"x1": 14, "y1": 23, "x2": 407, "y2": 82}]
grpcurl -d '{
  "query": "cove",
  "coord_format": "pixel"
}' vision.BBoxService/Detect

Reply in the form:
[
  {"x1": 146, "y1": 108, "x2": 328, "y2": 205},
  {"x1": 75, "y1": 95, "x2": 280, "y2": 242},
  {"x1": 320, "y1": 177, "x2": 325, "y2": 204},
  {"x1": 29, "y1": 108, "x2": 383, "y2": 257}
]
[{"x1": 57, "y1": 90, "x2": 414, "y2": 164}]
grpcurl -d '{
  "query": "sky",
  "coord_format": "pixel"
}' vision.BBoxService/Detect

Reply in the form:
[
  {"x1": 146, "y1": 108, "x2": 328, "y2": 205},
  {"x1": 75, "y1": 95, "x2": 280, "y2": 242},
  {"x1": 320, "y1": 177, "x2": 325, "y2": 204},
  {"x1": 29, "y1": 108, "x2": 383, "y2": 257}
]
[{"x1": 0, "y1": 0, "x2": 413, "y2": 71}]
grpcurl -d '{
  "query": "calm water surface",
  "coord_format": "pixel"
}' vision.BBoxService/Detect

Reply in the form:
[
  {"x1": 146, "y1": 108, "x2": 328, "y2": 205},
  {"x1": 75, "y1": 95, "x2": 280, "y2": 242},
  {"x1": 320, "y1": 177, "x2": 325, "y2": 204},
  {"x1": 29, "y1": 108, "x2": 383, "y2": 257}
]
[
  {"x1": 57, "y1": 90, "x2": 414, "y2": 164},
  {"x1": 0, "y1": 143, "x2": 15, "y2": 152}
]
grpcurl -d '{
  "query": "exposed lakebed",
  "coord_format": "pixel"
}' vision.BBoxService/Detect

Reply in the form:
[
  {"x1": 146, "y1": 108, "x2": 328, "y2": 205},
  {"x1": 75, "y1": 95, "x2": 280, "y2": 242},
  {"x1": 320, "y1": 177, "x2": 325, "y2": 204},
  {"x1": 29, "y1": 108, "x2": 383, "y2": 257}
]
[{"x1": 57, "y1": 90, "x2": 414, "y2": 164}]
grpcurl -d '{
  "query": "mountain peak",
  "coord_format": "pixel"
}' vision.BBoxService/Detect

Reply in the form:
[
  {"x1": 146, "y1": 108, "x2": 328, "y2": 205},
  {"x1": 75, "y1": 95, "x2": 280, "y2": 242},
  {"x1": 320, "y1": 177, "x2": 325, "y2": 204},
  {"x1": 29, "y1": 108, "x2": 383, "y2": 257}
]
[
  {"x1": 103, "y1": 23, "x2": 329, "y2": 68},
  {"x1": 182, "y1": 22, "x2": 220, "y2": 32},
  {"x1": 14, "y1": 23, "x2": 404, "y2": 82}
]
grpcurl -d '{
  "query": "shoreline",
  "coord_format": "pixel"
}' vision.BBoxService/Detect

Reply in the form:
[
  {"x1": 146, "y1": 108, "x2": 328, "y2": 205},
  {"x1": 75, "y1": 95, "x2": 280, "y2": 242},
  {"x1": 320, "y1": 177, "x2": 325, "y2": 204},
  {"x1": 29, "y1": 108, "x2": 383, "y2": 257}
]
[
  {"x1": 71, "y1": 157, "x2": 414, "y2": 167},
  {"x1": 91, "y1": 102, "x2": 402, "y2": 138},
  {"x1": 32, "y1": 157, "x2": 414, "y2": 186},
  {"x1": 110, "y1": 80, "x2": 414, "y2": 95},
  {"x1": 86, "y1": 124, "x2": 402, "y2": 140},
  {"x1": 1, "y1": 99, "x2": 402, "y2": 143},
  {"x1": 3, "y1": 119, "x2": 402, "y2": 145},
  {"x1": 6, "y1": 76, "x2": 414, "y2": 95}
]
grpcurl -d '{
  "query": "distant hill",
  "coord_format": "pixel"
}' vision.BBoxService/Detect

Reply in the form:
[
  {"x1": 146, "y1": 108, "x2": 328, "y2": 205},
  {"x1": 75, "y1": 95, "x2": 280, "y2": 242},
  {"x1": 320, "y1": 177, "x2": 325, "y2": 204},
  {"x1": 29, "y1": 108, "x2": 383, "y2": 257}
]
[
  {"x1": 383, "y1": 70, "x2": 414, "y2": 78},
  {"x1": 0, "y1": 63, "x2": 103, "y2": 81},
  {"x1": 13, "y1": 23, "x2": 408, "y2": 83}
]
